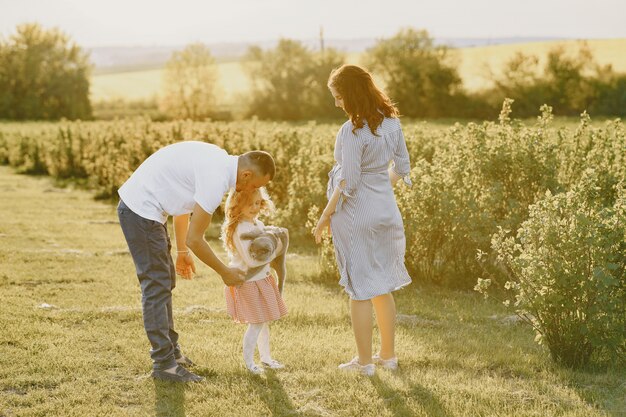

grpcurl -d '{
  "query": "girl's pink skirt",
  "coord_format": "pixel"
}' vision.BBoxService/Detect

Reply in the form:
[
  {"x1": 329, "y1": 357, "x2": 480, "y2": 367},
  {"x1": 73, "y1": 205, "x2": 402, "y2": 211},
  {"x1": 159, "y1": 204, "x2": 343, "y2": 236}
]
[{"x1": 225, "y1": 273, "x2": 288, "y2": 324}]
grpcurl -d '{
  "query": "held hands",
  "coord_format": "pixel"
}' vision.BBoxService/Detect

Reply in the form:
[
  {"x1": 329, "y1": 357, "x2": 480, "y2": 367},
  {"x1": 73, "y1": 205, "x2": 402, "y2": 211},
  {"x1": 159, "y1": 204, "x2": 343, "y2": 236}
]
[
  {"x1": 221, "y1": 266, "x2": 246, "y2": 286},
  {"x1": 175, "y1": 251, "x2": 196, "y2": 280},
  {"x1": 313, "y1": 213, "x2": 332, "y2": 244}
]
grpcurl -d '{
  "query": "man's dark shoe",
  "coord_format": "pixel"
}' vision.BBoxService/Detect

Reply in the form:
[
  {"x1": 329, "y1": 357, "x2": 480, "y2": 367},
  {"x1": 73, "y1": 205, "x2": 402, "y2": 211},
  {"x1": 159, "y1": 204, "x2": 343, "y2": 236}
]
[
  {"x1": 175, "y1": 354, "x2": 195, "y2": 367},
  {"x1": 152, "y1": 365, "x2": 204, "y2": 383}
]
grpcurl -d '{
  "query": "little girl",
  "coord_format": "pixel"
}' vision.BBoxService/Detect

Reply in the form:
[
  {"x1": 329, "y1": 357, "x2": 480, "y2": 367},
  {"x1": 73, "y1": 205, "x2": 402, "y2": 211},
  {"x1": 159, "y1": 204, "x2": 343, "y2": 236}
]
[{"x1": 221, "y1": 187, "x2": 288, "y2": 374}]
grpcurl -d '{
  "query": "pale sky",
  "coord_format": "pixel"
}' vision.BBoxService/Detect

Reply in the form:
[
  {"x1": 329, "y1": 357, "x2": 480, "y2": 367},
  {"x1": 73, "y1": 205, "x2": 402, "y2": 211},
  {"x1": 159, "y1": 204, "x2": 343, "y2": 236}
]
[{"x1": 1, "y1": 0, "x2": 625, "y2": 47}]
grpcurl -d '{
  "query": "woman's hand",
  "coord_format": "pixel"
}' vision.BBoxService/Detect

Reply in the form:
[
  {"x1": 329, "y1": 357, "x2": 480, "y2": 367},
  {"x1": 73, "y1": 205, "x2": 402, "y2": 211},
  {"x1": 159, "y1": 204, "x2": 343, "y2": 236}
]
[
  {"x1": 313, "y1": 213, "x2": 331, "y2": 244},
  {"x1": 176, "y1": 251, "x2": 196, "y2": 280}
]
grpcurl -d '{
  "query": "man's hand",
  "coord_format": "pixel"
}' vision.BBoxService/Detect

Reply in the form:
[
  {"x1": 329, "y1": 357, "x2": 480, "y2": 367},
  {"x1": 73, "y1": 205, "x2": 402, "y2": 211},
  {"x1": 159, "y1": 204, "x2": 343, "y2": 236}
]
[
  {"x1": 187, "y1": 203, "x2": 240, "y2": 284},
  {"x1": 175, "y1": 252, "x2": 196, "y2": 280},
  {"x1": 220, "y1": 266, "x2": 246, "y2": 286}
]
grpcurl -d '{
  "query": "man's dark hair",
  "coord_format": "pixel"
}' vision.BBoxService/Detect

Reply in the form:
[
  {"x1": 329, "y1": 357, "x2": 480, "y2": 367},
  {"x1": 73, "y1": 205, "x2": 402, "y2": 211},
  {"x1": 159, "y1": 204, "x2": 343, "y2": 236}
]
[{"x1": 240, "y1": 151, "x2": 275, "y2": 180}]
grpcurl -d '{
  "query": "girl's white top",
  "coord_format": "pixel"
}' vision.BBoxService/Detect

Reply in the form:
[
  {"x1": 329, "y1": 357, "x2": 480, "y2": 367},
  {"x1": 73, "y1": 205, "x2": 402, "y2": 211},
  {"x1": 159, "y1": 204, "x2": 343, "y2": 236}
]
[{"x1": 228, "y1": 219, "x2": 276, "y2": 282}]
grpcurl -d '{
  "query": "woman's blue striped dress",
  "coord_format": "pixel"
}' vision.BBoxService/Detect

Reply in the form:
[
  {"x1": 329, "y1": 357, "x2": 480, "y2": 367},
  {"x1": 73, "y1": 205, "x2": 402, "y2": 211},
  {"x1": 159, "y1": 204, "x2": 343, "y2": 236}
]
[{"x1": 327, "y1": 116, "x2": 412, "y2": 300}]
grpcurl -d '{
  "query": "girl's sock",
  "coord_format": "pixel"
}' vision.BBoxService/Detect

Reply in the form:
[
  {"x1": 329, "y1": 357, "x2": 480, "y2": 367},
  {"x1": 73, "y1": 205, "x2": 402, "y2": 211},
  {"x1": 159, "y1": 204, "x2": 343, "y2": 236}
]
[
  {"x1": 243, "y1": 323, "x2": 263, "y2": 368},
  {"x1": 257, "y1": 322, "x2": 272, "y2": 363}
]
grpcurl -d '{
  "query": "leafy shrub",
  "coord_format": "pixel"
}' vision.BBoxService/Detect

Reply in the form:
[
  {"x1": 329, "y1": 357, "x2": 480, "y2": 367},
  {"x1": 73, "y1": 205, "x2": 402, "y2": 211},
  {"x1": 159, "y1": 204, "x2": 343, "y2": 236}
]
[
  {"x1": 0, "y1": 104, "x2": 622, "y2": 291},
  {"x1": 478, "y1": 171, "x2": 625, "y2": 368},
  {"x1": 397, "y1": 101, "x2": 562, "y2": 287}
]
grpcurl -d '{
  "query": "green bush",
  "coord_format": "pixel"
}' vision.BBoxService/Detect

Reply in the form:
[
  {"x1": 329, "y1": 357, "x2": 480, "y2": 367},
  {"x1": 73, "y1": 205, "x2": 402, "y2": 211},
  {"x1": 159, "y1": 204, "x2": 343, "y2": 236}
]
[
  {"x1": 397, "y1": 101, "x2": 562, "y2": 287},
  {"x1": 556, "y1": 113, "x2": 625, "y2": 206},
  {"x1": 0, "y1": 106, "x2": 622, "y2": 294},
  {"x1": 0, "y1": 119, "x2": 339, "y2": 241},
  {"x1": 479, "y1": 171, "x2": 625, "y2": 368},
  {"x1": 306, "y1": 205, "x2": 338, "y2": 279}
]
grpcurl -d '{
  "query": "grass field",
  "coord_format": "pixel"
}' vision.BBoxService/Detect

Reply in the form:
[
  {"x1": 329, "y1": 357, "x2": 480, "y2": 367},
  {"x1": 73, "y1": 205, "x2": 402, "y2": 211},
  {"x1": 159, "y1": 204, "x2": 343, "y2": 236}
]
[
  {"x1": 91, "y1": 60, "x2": 251, "y2": 102},
  {"x1": 0, "y1": 165, "x2": 625, "y2": 417},
  {"x1": 90, "y1": 39, "x2": 626, "y2": 102}
]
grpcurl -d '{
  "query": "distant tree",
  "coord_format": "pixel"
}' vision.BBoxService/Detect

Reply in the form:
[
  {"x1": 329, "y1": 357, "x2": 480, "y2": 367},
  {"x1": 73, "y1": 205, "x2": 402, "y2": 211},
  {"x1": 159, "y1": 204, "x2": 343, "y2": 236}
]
[
  {"x1": 308, "y1": 48, "x2": 347, "y2": 119},
  {"x1": 488, "y1": 43, "x2": 618, "y2": 116},
  {"x1": 0, "y1": 23, "x2": 92, "y2": 120},
  {"x1": 160, "y1": 43, "x2": 219, "y2": 120},
  {"x1": 544, "y1": 46, "x2": 596, "y2": 113},
  {"x1": 589, "y1": 72, "x2": 626, "y2": 117},
  {"x1": 364, "y1": 28, "x2": 462, "y2": 118},
  {"x1": 487, "y1": 52, "x2": 547, "y2": 116},
  {"x1": 244, "y1": 39, "x2": 344, "y2": 120}
]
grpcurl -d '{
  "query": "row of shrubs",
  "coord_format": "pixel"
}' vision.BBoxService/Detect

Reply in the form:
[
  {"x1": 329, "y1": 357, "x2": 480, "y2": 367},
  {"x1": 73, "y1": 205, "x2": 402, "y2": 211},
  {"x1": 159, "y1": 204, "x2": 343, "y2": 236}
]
[{"x1": 0, "y1": 103, "x2": 623, "y2": 367}]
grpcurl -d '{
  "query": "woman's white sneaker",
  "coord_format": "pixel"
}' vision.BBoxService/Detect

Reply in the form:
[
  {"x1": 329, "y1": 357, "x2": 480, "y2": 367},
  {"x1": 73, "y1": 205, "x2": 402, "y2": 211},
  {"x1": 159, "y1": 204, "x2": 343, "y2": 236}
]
[
  {"x1": 338, "y1": 357, "x2": 376, "y2": 376},
  {"x1": 373, "y1": 353, "x2": 398, "y2": 370}
]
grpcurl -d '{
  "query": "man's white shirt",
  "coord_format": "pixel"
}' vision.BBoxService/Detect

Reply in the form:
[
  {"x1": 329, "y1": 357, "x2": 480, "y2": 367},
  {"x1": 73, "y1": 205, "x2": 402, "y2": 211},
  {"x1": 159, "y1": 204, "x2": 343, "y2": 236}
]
[{"x1": 118, "y1": 141, "x2": 238, "y2": 223}]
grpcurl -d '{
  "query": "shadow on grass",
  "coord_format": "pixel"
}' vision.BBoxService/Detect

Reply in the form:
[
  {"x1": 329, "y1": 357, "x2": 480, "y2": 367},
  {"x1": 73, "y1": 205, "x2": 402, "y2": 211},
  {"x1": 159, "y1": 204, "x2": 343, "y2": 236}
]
[
  {"x1": 558, "y1": 364, "x2": 626, "y2": 417},
  {"x1": 154, "y1": 379, "x2": 186, "y2": 417},
  {"x1": 369, "y1": 373, "x2": 452, "y2": 417},
  {"x1": 248, "y1": 369, "x2": 319, "y2": 417}
]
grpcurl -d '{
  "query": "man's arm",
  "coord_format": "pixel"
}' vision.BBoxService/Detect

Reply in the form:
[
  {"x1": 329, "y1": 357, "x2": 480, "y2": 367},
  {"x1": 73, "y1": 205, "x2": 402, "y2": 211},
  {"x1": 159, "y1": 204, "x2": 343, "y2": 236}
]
[
  {"x1": 173, "y1": 214, "x2": 191, "y2": 250},
  {"x1": 173, "y1": 214, "x2": 195, "y2": 279},
  {"x1": 186, "y1": 203, "x2": 245, "y2": 286}
]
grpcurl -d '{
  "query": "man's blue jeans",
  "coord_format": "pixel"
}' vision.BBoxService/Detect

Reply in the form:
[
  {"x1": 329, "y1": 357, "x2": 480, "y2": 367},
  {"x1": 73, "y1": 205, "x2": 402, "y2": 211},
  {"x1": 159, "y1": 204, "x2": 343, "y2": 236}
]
[{"x1": 117, "y1": 200, "x2": 179, "y2": 370}]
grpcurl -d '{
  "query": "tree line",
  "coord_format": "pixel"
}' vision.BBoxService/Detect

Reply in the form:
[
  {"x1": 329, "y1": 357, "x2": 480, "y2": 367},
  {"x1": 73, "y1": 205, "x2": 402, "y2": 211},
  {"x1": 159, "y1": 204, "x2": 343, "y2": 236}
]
[{"x1": 1, "y1": 23, "x2": 625, "y2": 121}]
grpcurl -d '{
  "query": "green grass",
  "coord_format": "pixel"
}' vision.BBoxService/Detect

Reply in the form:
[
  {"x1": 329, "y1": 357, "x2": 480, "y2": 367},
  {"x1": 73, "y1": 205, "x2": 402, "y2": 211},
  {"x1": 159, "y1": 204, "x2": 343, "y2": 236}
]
[
  {"x1": 90, "y1": 39, "x2": 626, "y2": 103},
  {"x1": 0, "y1": 165, "x2": 624, "y2": 417}
]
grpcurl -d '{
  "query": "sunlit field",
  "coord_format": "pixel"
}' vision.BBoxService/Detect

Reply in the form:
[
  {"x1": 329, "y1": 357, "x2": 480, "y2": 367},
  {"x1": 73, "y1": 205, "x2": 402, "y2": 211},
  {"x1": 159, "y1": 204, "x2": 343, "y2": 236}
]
[
  {"x1": 454, "y1": 38, "x2": 626, "y2": 90},
  {"x1": 90, "y1": 39, "x2": 626, "y2": 102},
  {"x1": 91, "y1": 60, "x2": 251, "y2": 102},
  {"x1": 1, "y1": 108, "x2": 625, "y2": 415},
  {"x1": 3, "y1": 0, "x2": 625, "y2": 414},
  {"x1": 1, "y1": 166, "x2": 624, "y2": 416}
]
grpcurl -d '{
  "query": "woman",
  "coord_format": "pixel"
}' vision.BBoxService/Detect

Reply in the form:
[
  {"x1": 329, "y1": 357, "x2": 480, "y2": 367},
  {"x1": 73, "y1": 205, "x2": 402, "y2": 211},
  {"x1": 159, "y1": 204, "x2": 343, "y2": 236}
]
[{"x1": 313, "y1": 64, "x2": 412, "y2": 376}]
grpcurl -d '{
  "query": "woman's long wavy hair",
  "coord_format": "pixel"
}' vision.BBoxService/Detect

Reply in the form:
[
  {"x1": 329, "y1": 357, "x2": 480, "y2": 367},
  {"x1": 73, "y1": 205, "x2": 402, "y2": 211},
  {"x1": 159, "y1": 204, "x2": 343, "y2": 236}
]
[
  {"x1": 221, "y1": 187, "x2": 275, "y2": 253},
  {"x1": 328, "y1": 64, "x2": 399, "y2": 135}
]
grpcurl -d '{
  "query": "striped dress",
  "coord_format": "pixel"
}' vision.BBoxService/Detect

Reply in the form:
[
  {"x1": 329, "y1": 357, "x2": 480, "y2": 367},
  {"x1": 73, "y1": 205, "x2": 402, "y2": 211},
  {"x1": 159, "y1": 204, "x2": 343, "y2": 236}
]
[{"x1": 327, "y1": 117, "x2": 412, "y2": 300}]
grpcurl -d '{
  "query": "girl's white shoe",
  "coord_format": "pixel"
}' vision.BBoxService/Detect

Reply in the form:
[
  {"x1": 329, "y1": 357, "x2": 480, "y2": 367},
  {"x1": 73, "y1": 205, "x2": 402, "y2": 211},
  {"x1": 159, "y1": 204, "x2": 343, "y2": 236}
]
[
  {"x1": 261, "y1": 359, "x2": 285, "y2": 369},
  {"x1": 338, "y1": 357, "x2": 376, "y2": 376},
  {"x1": 373, "y1": 353, "x2": 398, "y2": 370},
  {"x1": 246, "y1": 364, "x2": 265, "y2": 375}
]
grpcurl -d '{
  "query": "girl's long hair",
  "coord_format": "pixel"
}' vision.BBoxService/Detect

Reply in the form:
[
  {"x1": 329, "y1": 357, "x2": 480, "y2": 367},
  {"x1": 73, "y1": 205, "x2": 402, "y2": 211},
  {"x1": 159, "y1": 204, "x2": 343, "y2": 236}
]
[
  {"x1": 221, "y1": 187, "x2": 275, "y2": 252},
  {"x1": 328, "y1": 64, "x2": 399, "y2": 135}
]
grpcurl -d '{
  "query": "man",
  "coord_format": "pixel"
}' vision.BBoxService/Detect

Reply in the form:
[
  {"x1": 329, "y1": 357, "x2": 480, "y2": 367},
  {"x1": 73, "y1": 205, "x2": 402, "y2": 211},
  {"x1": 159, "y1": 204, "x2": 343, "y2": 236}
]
[{"x1": 117, "y1": 141, "x2": 275, "y2": 383}]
